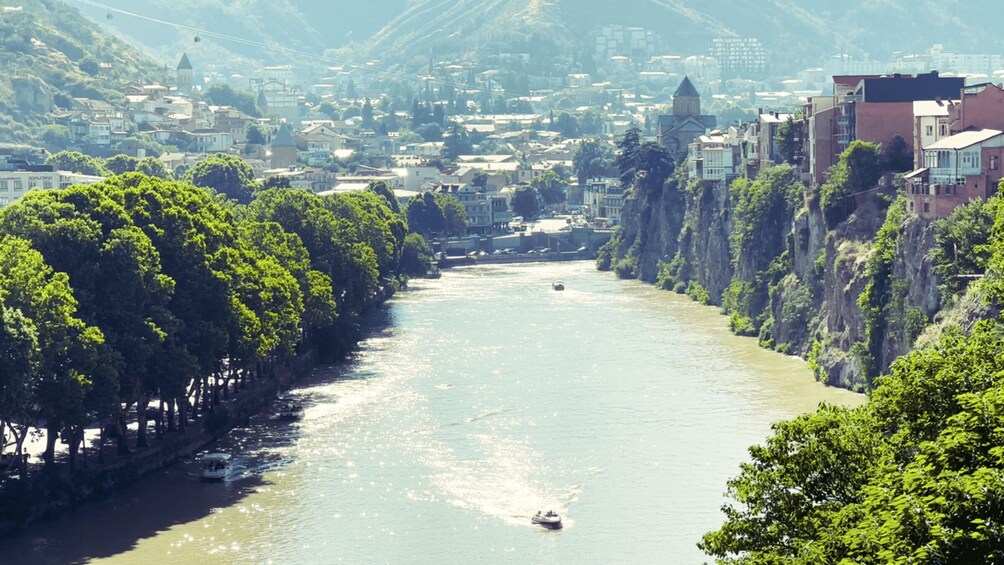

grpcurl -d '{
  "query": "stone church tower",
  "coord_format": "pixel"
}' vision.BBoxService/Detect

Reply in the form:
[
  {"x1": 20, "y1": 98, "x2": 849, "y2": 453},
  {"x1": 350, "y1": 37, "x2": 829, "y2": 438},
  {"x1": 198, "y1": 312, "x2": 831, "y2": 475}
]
[
  {"x1": 672, "y1": 76, "x2": 701, "y2": 117},
  {"x1": 177, "y1": 53, "x2": 193, "y2": 92},
  {"x1": 657, "y1": 76, "x2": 717, "y2": 157}
]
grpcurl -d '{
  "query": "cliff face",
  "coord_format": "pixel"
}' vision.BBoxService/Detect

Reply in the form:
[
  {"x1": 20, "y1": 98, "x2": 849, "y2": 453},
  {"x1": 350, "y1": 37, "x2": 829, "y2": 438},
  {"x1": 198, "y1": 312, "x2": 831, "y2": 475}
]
[
  {"x1": 677, "y1": 181, "x2": 734, "y2": 303},
  {"x1": 614, "y1": 181, "x2": 685, "y2": 283},
  {"x1": 606, "y1": 170, "x2": 942, "y2": 391}
]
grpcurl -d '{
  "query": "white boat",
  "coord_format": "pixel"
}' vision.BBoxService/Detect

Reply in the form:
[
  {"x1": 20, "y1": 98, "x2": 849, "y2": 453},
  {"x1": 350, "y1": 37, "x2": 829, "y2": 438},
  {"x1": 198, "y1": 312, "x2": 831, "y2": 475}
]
[
  {"x1": 199, "y1": 453, "x2": 231, "y2": 481},
  {"x1": 532, "y1": 510, "x2": 563, "y2": 529},
  {"x1": 279, "y1": 400, "x2": 304, "y2": 420},
  {"x1": 552, "y1": 281, "x2": 565, "y2": 291}
]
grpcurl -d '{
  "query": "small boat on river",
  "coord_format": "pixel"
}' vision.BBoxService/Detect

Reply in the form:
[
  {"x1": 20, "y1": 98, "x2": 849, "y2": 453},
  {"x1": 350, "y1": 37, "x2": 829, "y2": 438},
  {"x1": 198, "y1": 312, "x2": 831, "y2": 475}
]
[
  {"x1": 199, "y1": 453, "x2": 231, "y2": 481},
  {"x1": 532, "y1": 510, "x2": 563, "y2": 529},
  {"x1": 552, "y1": 281, "x2": 565, "y2": 291},
  {"x1": 279, "y1": 400, "x2": 304, "y2": 420}
]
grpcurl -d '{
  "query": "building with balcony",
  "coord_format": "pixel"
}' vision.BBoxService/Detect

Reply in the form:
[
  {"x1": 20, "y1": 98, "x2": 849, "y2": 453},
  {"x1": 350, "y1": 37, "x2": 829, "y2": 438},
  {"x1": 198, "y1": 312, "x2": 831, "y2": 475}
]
[
  {"x1": 688, "y1": 129, "x2": 742, "y2": 182},
  {"x1": 905, "y1": 129, "x2": 1004, "y2": 218}
]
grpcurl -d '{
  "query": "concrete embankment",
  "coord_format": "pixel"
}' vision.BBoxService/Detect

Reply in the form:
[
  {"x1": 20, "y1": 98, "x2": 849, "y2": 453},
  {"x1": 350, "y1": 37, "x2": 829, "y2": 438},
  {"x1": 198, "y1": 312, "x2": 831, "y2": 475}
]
[{"x1": 439, "y1": 251, "x2": 595, "y2": 268}]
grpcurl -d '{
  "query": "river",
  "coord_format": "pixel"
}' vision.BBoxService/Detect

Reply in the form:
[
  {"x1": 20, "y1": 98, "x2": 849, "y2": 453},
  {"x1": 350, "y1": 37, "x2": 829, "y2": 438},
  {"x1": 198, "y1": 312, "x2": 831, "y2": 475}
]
[{"x1": 0, "y1": 262, "x2": 864, "y2": 564}]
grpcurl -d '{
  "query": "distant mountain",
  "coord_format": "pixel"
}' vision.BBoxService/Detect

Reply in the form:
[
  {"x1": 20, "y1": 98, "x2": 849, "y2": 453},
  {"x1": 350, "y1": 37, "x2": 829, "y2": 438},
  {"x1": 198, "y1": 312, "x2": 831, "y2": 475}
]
[
  {"x1": 345, "y1": 0, "x2": 1004, "y2": 72},
  {"x1": 0, "y1": 0, "x2": 161, "y2": 143}
]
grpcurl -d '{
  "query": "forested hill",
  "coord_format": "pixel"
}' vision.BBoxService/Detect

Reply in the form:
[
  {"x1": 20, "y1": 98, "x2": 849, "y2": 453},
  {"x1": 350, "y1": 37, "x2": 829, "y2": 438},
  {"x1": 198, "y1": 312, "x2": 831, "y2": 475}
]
[
  {"x1": 66, "y1": 0, "x2": 1004, "y2": 74},
  {"x1": 345, "y1": 0, "x2": 1004, "y2": 72},
  {"x1": 0, "y1": 0, "x2": 160, "y2": 143}
]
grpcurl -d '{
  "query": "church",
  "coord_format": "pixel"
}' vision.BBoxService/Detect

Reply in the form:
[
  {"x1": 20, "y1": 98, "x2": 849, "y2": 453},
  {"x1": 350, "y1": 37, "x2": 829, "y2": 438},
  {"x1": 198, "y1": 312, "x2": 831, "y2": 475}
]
[{"x1": 657, "y1": 77, "x2": 717, "y2": 157}]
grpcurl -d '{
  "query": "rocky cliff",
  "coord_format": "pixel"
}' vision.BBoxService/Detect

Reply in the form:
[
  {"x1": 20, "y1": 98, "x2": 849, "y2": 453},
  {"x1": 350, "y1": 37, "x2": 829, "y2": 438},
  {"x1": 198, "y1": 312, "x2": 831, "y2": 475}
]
[{"x1": 604, "y1": 166, "x2": 944, "y2": 391}]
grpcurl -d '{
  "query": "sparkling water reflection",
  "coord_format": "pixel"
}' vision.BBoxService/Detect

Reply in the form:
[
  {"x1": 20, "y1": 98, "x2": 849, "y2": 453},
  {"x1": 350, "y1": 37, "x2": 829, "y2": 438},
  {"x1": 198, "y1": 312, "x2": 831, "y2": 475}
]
[{"x1": 0, "y1": 262, "x2": 863, "y2": 564}]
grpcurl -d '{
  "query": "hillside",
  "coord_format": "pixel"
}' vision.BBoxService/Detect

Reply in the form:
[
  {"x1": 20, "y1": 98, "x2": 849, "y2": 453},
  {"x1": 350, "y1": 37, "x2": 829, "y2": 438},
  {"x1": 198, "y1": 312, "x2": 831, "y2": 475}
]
[
  {"x1": 347, "y1": 0, "x2": 1004, "y2": 72},
  {"x1": 0, "y1": 0, "x2": 160, "y2": 143}
]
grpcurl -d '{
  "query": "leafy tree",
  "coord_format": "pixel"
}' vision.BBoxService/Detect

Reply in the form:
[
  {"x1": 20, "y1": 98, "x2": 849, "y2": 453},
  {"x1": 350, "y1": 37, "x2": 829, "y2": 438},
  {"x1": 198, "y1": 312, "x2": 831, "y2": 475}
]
[
  {"x1": 441, "y1": 122, "x2": 472, "y2": 161},
  {"x1": 361, "y1": 98, "x2": 376, "y2": 129},
  {"x1": 700, "y1": 404, "x2": 886, "y2": 561},
  {"x1": 531, "y1": 170, "x2": 567, "y2": 205},
  {"x1": 104, "y1": 154, "x2": 139, "y2": 176},
  {"x1": 580, "y1": 111, "x2": 603, "y2": 135},
  {"x1": 184, "y1": 154, "x2": 258, "y2": 204},
  {"x1": 931, "y1": 197, "x2": 995, "y2": 301},
  {"x1": 614, "y1": 129, "x2": 642, "y2": 187},
  {"x1": 415, "y1": 122, "x2": 444, "y2": 142},
  {"x1": 882, "y1": 134, "x2": 913, "y2": 173},
  {"x1": 38, "y1": 125, "x2": 73, "y2": 151},
  {"x1": 246, "y1": 124, "x2": 267, "y2": 145},
  {"x1": 435, "y1": 193, "x2": 468, "y2": 237},
  {"x1": 573, "y1": 139, "x2": 615, "y2": 187},
  {"x1": 0, "y1": 235, "x2": 105, "y2": 473},
  {"x1": 203, "y1": 83, "x2": 260, "y2": 117},
  {"x1": 511, "y1": 187, "x2": 541, "y2": 220},
  {"x1": 399, "y1": 233, "x2": 432, "y2": 277},
  {"x1": 262, "y1": 175, "x2": 293, "y2": 190},
  {"x1": 556, "y1": 112, "x2": 580, "y2": 138},
  {"x1": 45, "y1": 151, "x2": 107, "y2": 176},
  {"x1": 407, "y1": 192, "x2": 445, "y2": 237},
  {"x1": 135, "y1": 157, "x2": 171, "y2": 179},
  {"x1": 367, "y1": 180, "x2": 400, "y2": 213},
  {"x1": 819, "y1": 140, "x2": 883, "y2": 229},
  {"x1": 773, "y1": 115, "x2": 798, "y2": 165}
]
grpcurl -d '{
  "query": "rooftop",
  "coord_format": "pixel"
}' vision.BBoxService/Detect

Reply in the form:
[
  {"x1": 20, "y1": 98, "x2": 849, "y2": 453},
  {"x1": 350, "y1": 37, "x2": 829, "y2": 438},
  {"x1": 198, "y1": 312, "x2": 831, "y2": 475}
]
[{"x1": 926, "y1": 128, "x2": 1003, "y2": 150}]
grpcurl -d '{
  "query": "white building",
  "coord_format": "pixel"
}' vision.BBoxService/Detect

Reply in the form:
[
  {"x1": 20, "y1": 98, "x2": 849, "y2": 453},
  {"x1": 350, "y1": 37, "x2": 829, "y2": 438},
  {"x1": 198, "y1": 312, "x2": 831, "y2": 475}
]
[
  {"x1": 688, "y1": 129, "x2": 742, "y2": 182},
  {"x1": 913, "y1": 99, "x2": 956, "y2": 169}
]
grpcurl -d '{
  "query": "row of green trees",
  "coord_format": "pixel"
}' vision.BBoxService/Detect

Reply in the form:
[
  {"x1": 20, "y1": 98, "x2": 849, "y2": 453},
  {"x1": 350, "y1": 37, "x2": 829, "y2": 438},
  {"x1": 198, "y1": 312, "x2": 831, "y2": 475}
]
[{"x1": 0, "y1": 166, "x2": 432, "y2": 479}]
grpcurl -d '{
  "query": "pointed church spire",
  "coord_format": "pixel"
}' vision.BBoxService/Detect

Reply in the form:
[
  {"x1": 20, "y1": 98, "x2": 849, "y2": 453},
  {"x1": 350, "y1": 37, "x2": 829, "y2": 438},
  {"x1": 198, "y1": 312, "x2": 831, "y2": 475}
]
[{"x1": 674, "y1": 76, "x2": 699, "y2": 98}]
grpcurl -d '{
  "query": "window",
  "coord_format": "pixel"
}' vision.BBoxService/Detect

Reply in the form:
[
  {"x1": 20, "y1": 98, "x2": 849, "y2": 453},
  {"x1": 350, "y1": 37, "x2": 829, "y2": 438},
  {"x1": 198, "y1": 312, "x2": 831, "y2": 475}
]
[
  {"x1": 0, "y1": 179, "x2": 7, "y2": 191},
  {"x1": 923, "y1": 202, "x2": 930, "y2": 213},
  {"x1": 12, "y1": 179, "x2": 22, "y2": 191},
  {"x1": 992, "y1": 155, "x2": 999, "y2": 171},
  {"x1": 940, "y1": 124, "x2": 947, "y2": 136},
  {"x1": 42, "y1": 177, "x2": 54, "y2": 189},
  {"x1": 0, "y1": 197, "x2": 6, "y2": 206},
  {"x1": 925, "y1": 125, "x2": 933, "y2": 136}
]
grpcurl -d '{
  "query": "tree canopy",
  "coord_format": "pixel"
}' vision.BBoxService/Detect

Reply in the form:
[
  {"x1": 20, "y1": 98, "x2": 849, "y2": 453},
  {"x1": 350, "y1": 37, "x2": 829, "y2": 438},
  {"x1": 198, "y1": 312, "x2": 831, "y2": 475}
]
[{"x1": 0, "y1": 168, "x2": 407, "y2": 473}]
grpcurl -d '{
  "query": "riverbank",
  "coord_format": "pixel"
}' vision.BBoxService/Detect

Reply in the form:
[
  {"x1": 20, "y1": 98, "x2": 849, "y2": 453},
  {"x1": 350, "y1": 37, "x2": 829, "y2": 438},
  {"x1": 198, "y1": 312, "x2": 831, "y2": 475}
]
[
  {"x1": 0, "y1": 261, "x2": 865, "y2": 563},
  {"x1": 0, "y1": 352, "x2": 314, "y2": 537}
]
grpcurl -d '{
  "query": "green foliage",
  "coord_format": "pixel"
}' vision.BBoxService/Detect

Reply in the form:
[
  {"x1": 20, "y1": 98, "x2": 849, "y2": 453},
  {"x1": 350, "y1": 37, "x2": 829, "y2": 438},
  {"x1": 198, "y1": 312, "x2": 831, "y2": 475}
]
[
  {"x1": 615, "y1": 129, "x2": 674, "y2": 197},
  {"x1": 104, "y1": 154, "x2": 139, "y2": 176},
  {"x1": 530, "y1": 170, "x2": 567, "y2": 205},
  {"x1": 932, "y1": 197, "x2": 995, "y2": 301},
  {"x1": 729, "y1": 165, "x2": 803, "y2": 267},
  {"x1": 406, "y1": 192, "x2": 446, "y2": 237},
  {"x1": 510, "y1": 187, "x2": 541, "y2": 220},
  {"x1": 203, "y1": 84, "x2": 261, "y2": 117},
  {"x1": 45, "y1": 151, "x2": 108, "y2": 176},
  {"x1": 882, "y1": 134, "x2": 913, "y2": 172},
  {"x1": 184, "y1": 154, "x2": 258, "y2": 204},
  {"x1": 686, "y1": 281, "x2": 710, "y2": 305},
  {"x1": 367, "y1": 180, "x2": 400, "y2": 213},
  {"x1": 572, "y1": 138, "x2": 615, "y2": 187},
  {"x1": 434, "y1": 193, "x2": 468, "y2": 237},
  {"x1": 772, "y1": 115, "x2": 798, "y2": 164},
  {"x1": 706, "y1": 300, "x2": 1004, "y2": 560},
  {"x1": 0, "y1": 167, "x2": 407, "y2": 467},
  {"x1": 399, "y1": 233, "x2": 432, "y2": 277},
  {"x1": 857, "y1": 198, "x2": 906, "y2": 380},
  {"x1": 441, "y1": 122, "x2": 472, "y2": 161},
  {"x1": 819, "y1": 140, "x2": 883, "y2": 229}
]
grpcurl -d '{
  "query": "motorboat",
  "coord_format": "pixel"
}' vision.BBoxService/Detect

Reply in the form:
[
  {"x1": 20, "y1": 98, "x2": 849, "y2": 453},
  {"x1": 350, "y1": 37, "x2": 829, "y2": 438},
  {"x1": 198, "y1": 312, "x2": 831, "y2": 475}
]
[
  {"x1": 552, "y1": 281, "x2": 565, "y2": 291},
  {"x1": 199, "y1": 452, "x2": 231, "y2": 481},
  {"x1": 279, "y1": 399, "x2": 304, "y2": 420},
  {"x1": 532, "y1": 510, "x2": 563, "y2": 529}
]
